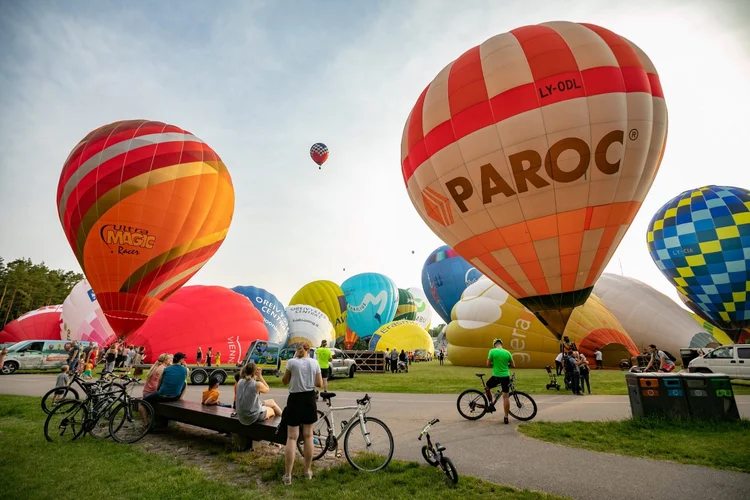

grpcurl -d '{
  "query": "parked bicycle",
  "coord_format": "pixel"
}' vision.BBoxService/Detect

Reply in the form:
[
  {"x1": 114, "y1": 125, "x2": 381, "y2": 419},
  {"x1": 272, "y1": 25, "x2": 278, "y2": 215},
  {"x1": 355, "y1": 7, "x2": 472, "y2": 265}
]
[
  {"x1": 44, "y1": 376, "x2": 153, "y2": 444},
  {"x1": 41, "y1": 370, "x2": 123, "y2": 414},
  {"x1": 297, "y1": 392, "x2": 394, "y2": 472},
  {"x1": 419, "y1": 418, "x2": 458, "y2": 484},
  {"x1": 457, "y1": 372, "x2": 537, "y2": 421}
]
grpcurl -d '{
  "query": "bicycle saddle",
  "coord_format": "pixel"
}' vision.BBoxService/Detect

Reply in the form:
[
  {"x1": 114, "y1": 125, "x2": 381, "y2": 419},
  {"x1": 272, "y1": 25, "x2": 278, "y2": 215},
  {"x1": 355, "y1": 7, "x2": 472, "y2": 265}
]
[
  {"x1": 475, "y1": 373, "x2": 485, "y2": 378},
  {"x1": 320, "y1": 392, "x2": 336, "y2": 400}
]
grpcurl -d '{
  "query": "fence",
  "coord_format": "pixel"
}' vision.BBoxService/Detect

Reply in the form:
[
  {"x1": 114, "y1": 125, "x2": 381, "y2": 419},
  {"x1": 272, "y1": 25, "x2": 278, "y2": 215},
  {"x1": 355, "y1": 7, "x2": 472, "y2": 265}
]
[{"x1": 343, "y1": 350, "x2": 386, "y2": 373}]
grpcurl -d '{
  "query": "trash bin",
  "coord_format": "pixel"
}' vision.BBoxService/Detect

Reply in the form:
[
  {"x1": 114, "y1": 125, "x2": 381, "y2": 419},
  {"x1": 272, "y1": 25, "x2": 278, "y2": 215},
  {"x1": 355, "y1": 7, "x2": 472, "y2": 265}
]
[
  {"x1": 681, "y1": 373, "x2": 740, "y2": 420},
  {"x1": 625, "y1": 373, "x2": 690, "y2": 418}
]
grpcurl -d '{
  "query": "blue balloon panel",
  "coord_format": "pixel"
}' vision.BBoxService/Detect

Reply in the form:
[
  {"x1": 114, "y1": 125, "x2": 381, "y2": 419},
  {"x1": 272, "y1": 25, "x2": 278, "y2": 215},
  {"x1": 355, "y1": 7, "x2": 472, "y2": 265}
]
[
  {"x1": 421, "y1": 245, "x2": 482, "y2": 323},
  {"x1": 232, "y1": 286, "x2": 290, "y2": 345},
  {"x1": 341, "y1": 273, "x2": 398, "y2": 340}
]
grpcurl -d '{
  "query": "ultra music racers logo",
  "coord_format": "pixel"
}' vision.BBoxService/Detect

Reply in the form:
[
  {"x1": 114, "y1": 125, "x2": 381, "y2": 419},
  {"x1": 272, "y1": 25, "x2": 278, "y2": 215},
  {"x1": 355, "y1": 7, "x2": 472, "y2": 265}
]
[{"x1": 100, "y1": 224, "x2": 157, "y2": 256}]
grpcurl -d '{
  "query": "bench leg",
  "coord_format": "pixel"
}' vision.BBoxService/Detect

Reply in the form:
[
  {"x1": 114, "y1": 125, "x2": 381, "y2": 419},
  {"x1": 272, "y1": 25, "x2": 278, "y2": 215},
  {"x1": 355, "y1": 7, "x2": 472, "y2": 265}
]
[
  {"x1": 231, "y1": 433, "x2": 252, "y2": 451},
  {"x1": 152, "y1": 416, "x2": 170, "y2": 431}
]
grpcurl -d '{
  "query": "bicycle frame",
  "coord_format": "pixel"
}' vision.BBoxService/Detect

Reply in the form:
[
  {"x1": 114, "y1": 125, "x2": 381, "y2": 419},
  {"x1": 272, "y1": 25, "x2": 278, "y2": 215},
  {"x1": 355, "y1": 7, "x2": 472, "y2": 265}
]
[
  {"x1": 479, "y1": 373, "x2": 517, "y2": 406},
  {"x1": 319, "y1": 397, "x2": 372, "y2": 447}
]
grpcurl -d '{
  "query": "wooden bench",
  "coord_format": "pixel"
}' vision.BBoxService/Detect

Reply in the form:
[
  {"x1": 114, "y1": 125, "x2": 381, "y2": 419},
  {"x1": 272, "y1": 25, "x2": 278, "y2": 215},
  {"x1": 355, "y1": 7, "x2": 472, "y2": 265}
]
[{"x1": 150, "y1": 400, "x2": 286, "y2": 451}]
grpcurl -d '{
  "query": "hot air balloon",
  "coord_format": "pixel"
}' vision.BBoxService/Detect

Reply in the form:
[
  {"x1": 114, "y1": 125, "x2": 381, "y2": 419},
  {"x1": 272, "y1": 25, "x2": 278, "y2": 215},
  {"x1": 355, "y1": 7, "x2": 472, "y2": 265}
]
[
  {"x1": 422, "y1": 246, "x2": 482, "y2": 323},
  {"x1": 593, "y1": 274, "x2": 731, "y2": 354},
  {"x1": 285, "y1": 305, "x2": 335, "y2": 348},
  {"x1": 393, "y1": 288, "x2": 417, "y2": 321},
  {"x1": 368, "y1": 320, "x2": 434, "y2": 354},
  {"x1": 310, "y1": 143, "x2": 329, "y2": 169},
  {"x1": 686, "y1": 313, "x2": 734, "y2": 347},
  {"x1": 401, "y1": 22, "x2": 668, "y2": 337},
  {"x1": 289, "y1": 280, "x2": 348, "y2": 344},
  {"x1": 648, "y1": 186, "x2": 750, "y2": 342},
  {"x1": 407, "y1": 286, "x2": 432, "y2": 330},
  {"x1": 0, "y1": 305, "x2": 63, "y2": 343},
  {"x1": 128, "y1": 286, "x2": 266, "y2": 365},
  {"x1": 232, "y1": 286, "x2": 289, "y2": 345},
  {"x1": 446, "y1": 278, "x2": 638, "y2": 368},
  {"x1": 341, "y1": 273, "x2": 398, "y2": 340},
  {"x1": 56, "y1": 120, "x2": 235, "y2": 337},
  {"x1": 60, "y1": 279, "x2": 117, "y2": 346}
]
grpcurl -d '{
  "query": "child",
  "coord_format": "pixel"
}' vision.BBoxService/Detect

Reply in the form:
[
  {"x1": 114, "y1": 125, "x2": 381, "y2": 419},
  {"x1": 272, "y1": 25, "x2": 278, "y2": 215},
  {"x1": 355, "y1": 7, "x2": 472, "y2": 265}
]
[
  {"x1": 82, "y1": 359, "x2": 94, "y2": 380},
  {"x1": 53, "y1": 365, "x2": 71, "y2": 403},
  {"x1": 206, "y1": 347, "x2": 213, "y2": 367},
  {"x1": 77, "y1": 354, "x2": 86, "y2": 375},
  {"x1": 202, "y1": 376, "x2": 232, "y2": 408},
  {"x1": 215, "y1": 351, "x2": 221, "y2": 366},
  {"x1": 233, "y1": 371, "x2": 241, "y2": 409}
]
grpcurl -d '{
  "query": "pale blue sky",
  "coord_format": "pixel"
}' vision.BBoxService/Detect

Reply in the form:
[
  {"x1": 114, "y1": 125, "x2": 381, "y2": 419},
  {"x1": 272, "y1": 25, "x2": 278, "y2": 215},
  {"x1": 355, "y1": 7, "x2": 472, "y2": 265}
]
[{"x1": 1, "y1": 0, "x2": 748, "y2": 324}]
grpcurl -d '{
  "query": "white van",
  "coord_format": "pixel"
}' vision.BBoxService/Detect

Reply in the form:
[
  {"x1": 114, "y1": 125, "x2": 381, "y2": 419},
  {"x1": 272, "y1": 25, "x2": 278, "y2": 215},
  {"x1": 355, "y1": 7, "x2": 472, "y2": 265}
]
[
  {"x1": 688, "y1": 344, "x2": 750, "y2": 380},
  {"x1": 1, "y1": 340, "x2": 92, "y2": 374}
]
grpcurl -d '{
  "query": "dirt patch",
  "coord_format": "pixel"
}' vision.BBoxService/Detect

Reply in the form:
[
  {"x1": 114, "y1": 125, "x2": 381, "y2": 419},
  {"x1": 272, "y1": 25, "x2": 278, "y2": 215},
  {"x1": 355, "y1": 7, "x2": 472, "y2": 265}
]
[{"x1": 136, "y1": 422, "x2": 344, "y2": 490}]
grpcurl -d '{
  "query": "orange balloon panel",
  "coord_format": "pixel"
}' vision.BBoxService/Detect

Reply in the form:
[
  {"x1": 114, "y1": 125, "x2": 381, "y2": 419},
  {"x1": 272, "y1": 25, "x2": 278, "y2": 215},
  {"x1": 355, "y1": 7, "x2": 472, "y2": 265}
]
[
  {"x1": 56, "y1": 120, "x2": 235, "y2": 336},
  {"x1": 401, "y1": 22, "x2": 668, "y2": 335}
]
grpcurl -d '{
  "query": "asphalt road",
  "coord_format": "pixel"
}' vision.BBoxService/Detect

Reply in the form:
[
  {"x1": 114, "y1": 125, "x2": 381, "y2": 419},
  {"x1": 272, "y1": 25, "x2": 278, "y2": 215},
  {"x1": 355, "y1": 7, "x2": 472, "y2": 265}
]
[{"x1": 2, "y1": 375, "x2": 749, "y2": 500}]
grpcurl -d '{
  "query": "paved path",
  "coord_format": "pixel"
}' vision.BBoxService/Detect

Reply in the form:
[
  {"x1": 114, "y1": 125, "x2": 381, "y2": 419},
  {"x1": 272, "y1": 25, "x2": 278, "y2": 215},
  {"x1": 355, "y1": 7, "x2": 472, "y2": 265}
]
[{"x1": 2, "y1": 375, "x2": 749, "y2": 500}]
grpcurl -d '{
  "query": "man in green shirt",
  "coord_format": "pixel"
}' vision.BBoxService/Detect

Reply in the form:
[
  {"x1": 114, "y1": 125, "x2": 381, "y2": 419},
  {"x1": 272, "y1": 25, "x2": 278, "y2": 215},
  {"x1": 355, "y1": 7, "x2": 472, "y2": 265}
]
[
  {"x1": 316, "y1": 340, "x2": 332, "y2": 392},
  {"x1": 486, "y1": 338, "x2": 514, "y2": 424}
]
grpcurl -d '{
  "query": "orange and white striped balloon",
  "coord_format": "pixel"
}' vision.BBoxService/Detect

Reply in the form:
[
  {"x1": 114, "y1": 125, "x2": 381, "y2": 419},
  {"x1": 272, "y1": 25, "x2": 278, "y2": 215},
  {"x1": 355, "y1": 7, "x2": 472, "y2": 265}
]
[{"x1": 401, "y1": 22, "x2": 668, "y2": 335}]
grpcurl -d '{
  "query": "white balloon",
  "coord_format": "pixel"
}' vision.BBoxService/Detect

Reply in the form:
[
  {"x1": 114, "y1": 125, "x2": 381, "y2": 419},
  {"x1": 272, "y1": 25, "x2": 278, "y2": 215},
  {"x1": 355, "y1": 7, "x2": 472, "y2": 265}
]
[
  {"x1": 407, "y1": 287, "x2": 433, "y2": 330},
  {"x1": 453, "y1": 277, "x2": 508, "y2": 329},
  {"x1": 285, "y1": 304, "x2": 335, "y2": 348},
  {"x1": 60, "y1": 280, "x2": 116, "y2": 346}
]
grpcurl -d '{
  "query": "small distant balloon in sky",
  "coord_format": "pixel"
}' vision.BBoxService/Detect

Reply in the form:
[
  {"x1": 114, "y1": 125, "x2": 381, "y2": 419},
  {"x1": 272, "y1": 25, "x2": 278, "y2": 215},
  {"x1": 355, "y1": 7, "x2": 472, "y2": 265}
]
[{"x1": 310, "y1": 143, "x2": 329, "y2": 169}]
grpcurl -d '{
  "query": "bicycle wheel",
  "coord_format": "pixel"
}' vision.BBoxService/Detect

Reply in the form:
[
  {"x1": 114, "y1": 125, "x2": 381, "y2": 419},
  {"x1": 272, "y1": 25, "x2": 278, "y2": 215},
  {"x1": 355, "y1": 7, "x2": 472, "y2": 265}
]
[
  {"x1": 343, "y1": 416, "x2": 394, "y2": 472},
  {"x1": 109, "y1": 399, "x2": 153, "y2": 443},
  {"x1": 41, "y1": 387, "x2": 80, "y2": 414},
  {"x1": 44, "y1": 400, "x2": 88, "y2": 443},
  {"x1": 441, "y1": 456, "x2": 459, "y2": 484},
  {"x1": 297, "y1": 410, "x2": 332, "y2": 461},
  {"x1": 456, "y1": 389, "x2": 489, "y2": 420},
  {"x1": 509, "y1": 391, "x2": 537, "y2": 421},
  {"x1": 421, "y1": 444, "x2": 439, "y2": 466},
  {"x1": 89, "y1": 401, "x2": 119, "y2": 439}
]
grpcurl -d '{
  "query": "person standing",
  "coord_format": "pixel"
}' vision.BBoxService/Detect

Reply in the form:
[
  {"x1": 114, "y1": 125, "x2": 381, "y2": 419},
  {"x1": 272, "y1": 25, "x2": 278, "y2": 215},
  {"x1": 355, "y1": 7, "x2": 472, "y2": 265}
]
[
  {"x1": 438, "y1": 349, "x2": 445, "y2": 366},
  {"x1": 104, "y1": 345, "x2": 117, "y2": 373},
  {"x1": 383, "y1": 348, "x2": 390, "y2": 372},
  {"x1": 0, "y1": 347, "x2": 7, "y2": 371},
  {"x1": 67, "y1": 341, "x2": 80, "y2": 373},
  {"x1": 215, "y1": 351, "x2": 221, "y2": 366},
  {"x1": 206, "y1": 347, "x2": 213, "y2": 367},
  {"x1": 486, "y1": 338, "x2": 514, "y2": 425},
  {"x1": 555, "y1": 352, "x2": 564, "y2": 376},
  {"x1": 316, "y1": 340, "x2": 332, "y2": 393},
  {"x1": 565, "y1": 352, "x2": 582, "y2": 395},
  {"x1": 389, "y1": 347, "x2": 398, "y2": 374},
  {"x1": 282, "y1": 342, "x2": 323, "y2": 485},
  {"x1": 196, "y1": 347, "x2": 203, "y2": 366},
  {"x1": 594, "y1": 349, "x2": 603, "y2": 370},
  {"x1": 577, "y1": 352, "x2": 591, "y2": 395}
]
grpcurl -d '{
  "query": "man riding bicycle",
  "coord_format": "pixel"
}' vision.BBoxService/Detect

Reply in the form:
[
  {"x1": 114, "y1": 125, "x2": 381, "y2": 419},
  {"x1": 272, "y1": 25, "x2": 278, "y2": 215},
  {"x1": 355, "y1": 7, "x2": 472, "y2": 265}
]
[{"x1": 486, "y1": 338, "x2": 514, "y2": 424}]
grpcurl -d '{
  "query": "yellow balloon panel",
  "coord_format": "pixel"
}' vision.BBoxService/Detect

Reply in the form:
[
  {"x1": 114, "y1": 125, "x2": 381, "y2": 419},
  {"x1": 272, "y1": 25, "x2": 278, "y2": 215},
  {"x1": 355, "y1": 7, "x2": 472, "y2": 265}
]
[
  {"x1": 289, "y1": 280, "x2": 348, "y2": 341},
  {"x1": 371, "y1": 320, "x2": 434, "y2": 354}
]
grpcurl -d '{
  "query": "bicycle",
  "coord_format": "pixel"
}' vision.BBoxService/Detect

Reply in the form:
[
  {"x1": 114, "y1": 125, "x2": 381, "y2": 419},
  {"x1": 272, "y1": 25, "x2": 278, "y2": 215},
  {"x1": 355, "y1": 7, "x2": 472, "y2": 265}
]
[
  {"x1": 457, "y1": 373, "x2": 537, "y2": 421},
  {"x1": 41, "y1": 370, "x2": 122, "y2": 414},
  {"x1": 297, "y1": 392, "x2": 394, "y2": 472},
  {"x1": 44, "y1": 376, "x2": 153, "y2": 444},
  {"x1": 419, "y1": 418, "x2": 458, "y2": 484}
]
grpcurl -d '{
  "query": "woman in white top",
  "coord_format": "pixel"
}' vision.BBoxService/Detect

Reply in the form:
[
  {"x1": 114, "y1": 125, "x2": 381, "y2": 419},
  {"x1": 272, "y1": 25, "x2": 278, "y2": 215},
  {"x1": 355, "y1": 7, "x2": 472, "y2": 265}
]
[{"x1": 282, "y1": 341, "x2": 323, "y2": 485}]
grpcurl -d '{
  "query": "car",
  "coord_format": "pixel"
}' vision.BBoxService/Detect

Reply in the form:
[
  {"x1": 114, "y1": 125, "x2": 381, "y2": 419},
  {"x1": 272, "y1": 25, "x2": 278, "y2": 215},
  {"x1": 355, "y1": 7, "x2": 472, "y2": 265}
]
[
  {"x1": 325, "y1": 348, "x2": 356, "y2": 378},
  {"x1": 414, "y1": 349, "x2": 431, "y2": 362},
  {"x1": 688, "y1": 344, "x2": 750, "y2": 380},
  {"x1": 1, "y1": 340, "x2": 93, "y2": 374}
]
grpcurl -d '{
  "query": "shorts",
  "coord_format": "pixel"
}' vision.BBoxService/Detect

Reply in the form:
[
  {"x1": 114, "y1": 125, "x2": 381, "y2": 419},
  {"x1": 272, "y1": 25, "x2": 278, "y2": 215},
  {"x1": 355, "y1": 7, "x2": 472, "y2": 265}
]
[
  {"x1": 259, "y1": 405, "x2": 269, "y2": 418},
  {"x1": 285, "y1": 391, "x2": 318, "y2": 427},
  {"x1": 487, "y1": 376, "x2": 511, "y2": 393},
  {"x1": 320, "y1": 367, "x2": 330, "y2": 379},
  {"x1": 661, "y1": 364, "x2": 675, "y2": 373}
]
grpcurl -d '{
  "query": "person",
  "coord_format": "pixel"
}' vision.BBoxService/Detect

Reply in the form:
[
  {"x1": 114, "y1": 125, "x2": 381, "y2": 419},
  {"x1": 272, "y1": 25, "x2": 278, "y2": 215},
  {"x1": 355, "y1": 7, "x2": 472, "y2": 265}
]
[
  {"x1": 206, "y1": 347, "x2": 213, "y2": 367},
  {"x1": 316, "y1": 340, "x2": 332, "y2": 392},
  {"x1": 143, "y1": 352, "x2": 188, "y2": 403},
  {"x1": 196, "y1": 347, "x2": 203, "y2": 366},
  {"x1": 486, "y1": 338, "x2": 514, "y2": 424},
  {"x1": 202, "y1": 376, "x2": 233, "y2": 408},
  {"x1": 233, "y1": 371, "x2": 241, "y2": 408},
  {"x1": 594, "y1": 348, "x2": 603, "y2": 370},
  {"x1": 215, "y1": 351, "x2": 221, "y2": 366},
  {"x1": 235, "y1": 361, "x2": 282, "y2": 421},
  {"x1": 565, "y1": 352, "x2": 582, "y2": 395},
  {"x1": 555, "y1": 352, "x2": 564, "y2": 376},
  {"x1": 53, "y1": 365, "x2": 71, "y2": 403},
  {"x1": 438, "y1": 349, "x2": 445, "y2": 366},
  {"x1": 577, "y1": 352, "x2": 591, "y2": 395},
  {"x1": 82, "y1": 358, "x2": 94, "y2": 380},
  {"x1": 88, "y1": 343, "x2": 98, "y2": 368},
  {"x1": 76, "y1": 354, "x2": 86, "y2": 375},
  {"x1": 104, "y1": 344, "x2": 117, "y2": 373},
  {"x1": 67, "y1": 341, "x2": 80, "y2": 373},
  {"x1": 389, "y1": 347, "x2": 398, "y2": 374},
  {"x1": 646, "y1": 344, "x2": 675, "y2": 373},
  {"x1": 125, "y1": 345, "x2": 136, "y2": 371},
  {"x1": 0, "y1": 347, "x2": 7, "y2": 371},
  {"x1": 143, "y1": 353, "x2": 172, "y2": 397},
  {"x1": 83, "y1": 342, "x2": 93, "y2": 363},
  {"x1": 408, "y1": 351, "x2": 413, "y2": 365},
  {"x1": 282, "y1": 342, "x2": 323, "y2": 485},
  {"x1": 132, "y1": 347, "x2": 145, "y2": 378},
  {"x1": 399, "y1": 349, "x2": 407, "y2": 370},
  {"x1": 383, "y1": 348, "x2": 390, "y2": 371}
]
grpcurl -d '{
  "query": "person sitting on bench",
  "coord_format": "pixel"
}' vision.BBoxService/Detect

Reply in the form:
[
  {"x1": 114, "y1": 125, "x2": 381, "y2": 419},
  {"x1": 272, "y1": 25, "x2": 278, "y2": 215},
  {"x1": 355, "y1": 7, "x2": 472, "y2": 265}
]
[
  {"x1": 143, "y1": 352, "x2": 188, "y2": 403},
  {"x1": 236, "y1": 361, "x2": 282, "y2": 425},
  {"x1": 202, "y1": 375, "x2": 232, "y2": 408}
]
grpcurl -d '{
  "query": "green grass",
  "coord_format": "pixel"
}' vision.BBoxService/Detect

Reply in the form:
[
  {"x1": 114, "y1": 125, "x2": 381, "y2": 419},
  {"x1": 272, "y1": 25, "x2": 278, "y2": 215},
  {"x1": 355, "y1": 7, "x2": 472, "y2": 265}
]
[
  {"x1": 0, "y1": 395, "x2": 567, "y2": 500},
  {"x1": 518, "y1": 417, "x2": 750, "y2": 473}
]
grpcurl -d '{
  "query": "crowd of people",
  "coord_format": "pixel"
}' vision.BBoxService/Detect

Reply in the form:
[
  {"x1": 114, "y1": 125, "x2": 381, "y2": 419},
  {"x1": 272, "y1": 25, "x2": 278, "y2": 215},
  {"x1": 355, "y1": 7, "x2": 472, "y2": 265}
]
[{"x1": 382, "y1": 347, "x2": 435, "y2": 373}]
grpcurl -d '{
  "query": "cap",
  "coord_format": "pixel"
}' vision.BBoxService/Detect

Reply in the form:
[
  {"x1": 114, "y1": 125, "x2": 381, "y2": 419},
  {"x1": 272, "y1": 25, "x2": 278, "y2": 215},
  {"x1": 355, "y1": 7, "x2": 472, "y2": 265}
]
[
  {"x1": 321, "y1": 340, "x2": 327, "y2": 346},
  {"x1": 173, "y1": 352, "x2": 186, "y2": 363},
  {"x1": 493, "y1": 338, "x2": 503, "y2": 346}
]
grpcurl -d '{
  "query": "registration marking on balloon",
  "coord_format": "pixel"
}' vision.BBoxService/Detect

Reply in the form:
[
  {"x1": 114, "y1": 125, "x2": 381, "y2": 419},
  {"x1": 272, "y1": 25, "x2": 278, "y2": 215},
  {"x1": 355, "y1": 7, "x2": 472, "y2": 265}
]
[{"x1": 401, "y1": 22, "x2": 668, "y2": 322}]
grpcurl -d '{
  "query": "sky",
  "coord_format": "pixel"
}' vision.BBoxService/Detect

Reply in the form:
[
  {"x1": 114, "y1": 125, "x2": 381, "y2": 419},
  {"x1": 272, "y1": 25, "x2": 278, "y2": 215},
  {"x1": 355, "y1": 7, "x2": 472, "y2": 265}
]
[{"x1": 1, "y1": 0, "x2": 749, "y2": 325}]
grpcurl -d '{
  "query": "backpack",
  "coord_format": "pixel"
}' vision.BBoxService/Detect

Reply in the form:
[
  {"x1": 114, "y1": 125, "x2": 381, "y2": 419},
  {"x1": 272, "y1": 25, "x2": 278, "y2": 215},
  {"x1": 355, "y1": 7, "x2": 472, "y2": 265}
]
[{"x1": 662, "y1": 350, "x2": 677, "y2": 363}]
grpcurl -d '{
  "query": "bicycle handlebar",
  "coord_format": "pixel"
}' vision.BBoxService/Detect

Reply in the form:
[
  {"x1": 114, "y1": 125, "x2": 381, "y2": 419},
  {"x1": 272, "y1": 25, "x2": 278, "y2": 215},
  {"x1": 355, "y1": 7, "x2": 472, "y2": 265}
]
[
  {"x1": 419, "y1": 418, "x2": 440, "y2": 438},
  {"x1": 356, "y1": 394, "x2": 370, "y2": 406}
]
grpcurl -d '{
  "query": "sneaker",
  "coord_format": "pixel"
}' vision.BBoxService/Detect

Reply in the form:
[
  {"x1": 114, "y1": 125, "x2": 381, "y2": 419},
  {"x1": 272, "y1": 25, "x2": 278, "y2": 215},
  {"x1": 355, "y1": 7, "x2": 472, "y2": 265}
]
[
  {"x1": 503, "y1": 416, "x2": 509, "y2": 425},
  {"x1": 282, "y1": 475, "x2": 292, "y2": 486}
]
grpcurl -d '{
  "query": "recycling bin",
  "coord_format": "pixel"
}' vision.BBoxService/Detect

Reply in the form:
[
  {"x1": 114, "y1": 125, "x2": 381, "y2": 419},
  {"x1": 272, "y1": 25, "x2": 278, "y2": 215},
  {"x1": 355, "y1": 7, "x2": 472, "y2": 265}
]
[
  {"x1": 680, "y1": 373, "x2": 740, "y2": 420},
  {"x1": 625, "y1": 373, "x2": 690, "y2": 418}
]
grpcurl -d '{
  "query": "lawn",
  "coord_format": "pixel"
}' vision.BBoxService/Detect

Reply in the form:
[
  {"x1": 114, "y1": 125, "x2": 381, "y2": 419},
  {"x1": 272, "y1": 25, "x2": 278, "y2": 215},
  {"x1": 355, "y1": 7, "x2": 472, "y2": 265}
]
[
  {"x1": 0, "y1": 395, "x2": 568, "y2": 500},
  {"x1": 518, "y1": 417, "x2": 750, "y2": 473}
]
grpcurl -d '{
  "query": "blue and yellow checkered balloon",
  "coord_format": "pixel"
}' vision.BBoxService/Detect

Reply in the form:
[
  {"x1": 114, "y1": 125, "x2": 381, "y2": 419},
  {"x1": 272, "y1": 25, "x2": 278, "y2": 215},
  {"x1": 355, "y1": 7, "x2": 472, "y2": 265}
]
[{"x1": 647, "y1": 186, "x2": 750, "y2": 340}]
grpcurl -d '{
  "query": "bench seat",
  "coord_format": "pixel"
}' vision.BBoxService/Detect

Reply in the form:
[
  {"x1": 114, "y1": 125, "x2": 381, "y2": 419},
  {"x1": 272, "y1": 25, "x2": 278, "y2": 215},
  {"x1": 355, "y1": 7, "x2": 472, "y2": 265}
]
[{"x1": 150, "y1": 399, "x2": 286, "y2": 450}]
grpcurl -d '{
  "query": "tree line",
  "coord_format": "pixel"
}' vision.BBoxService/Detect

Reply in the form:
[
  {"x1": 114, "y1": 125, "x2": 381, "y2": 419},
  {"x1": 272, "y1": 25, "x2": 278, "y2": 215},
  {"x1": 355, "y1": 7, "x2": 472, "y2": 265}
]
[{"x1": 0, "y1": 257, "x2": 83, "y2": 331}]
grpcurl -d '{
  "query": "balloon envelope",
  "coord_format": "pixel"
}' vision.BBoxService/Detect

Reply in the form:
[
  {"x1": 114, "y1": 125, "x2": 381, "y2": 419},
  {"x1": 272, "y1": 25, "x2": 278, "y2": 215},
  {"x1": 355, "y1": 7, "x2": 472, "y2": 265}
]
[
  {"x1": 422, "y1": 246, "x2": 481, "y2": 323},
  {"x1": 232, "y1": 286, "x2": 289, "y2": 345},
  {"x1": 60, "y1": 279, "x2": 117, "y2": 346},
  {"x1": 342, "y1": 273, "x2": 398, "y2": 340},
  {"x1": 393, "y1": 288, "x2": 417, "y2": 321},
  {"x1": 310, "y1": 143, "x2": 329, "y2": 167},
  {"x1": 0, "y1": 305, "x2": 63, "y2": 343},
  {"x1": 128, "y1": 286, "x2": 266, "y2": 365},
  {"x1": 401, "y1": 22, "x2": 668, "y2": 336},
  {"x1": 647, "y1": 185, "x2": 750, "y2": 341},
  {"x1": 289, "y1": 280, "x2": 347, "y2": 343},
  {"x1": 369, "y1": 320, "x2": 434, "y2": 354},
  {"x1": 56, "y1": 120, "x2": 235, "y2": 336},
  {"x1": 285, "y1": 305, "x2": 335, "y2": 348},
  {"x1": 407, "y1": 286, "x2": 432, "y2": 330}
]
